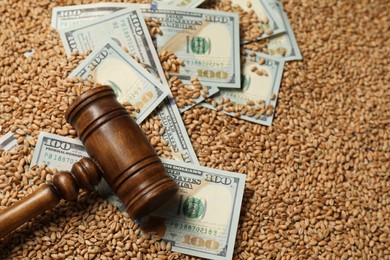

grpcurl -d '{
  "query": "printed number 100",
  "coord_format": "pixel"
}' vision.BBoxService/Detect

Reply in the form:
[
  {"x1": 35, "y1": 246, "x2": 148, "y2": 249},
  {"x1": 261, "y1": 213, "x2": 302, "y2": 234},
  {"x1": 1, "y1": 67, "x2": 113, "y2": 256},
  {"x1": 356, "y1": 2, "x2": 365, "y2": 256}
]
[
  {"x1": 197, "y1": 70, "x2": 228, "y2": 79},
  {"x1": 183, "y1": 235, "x2": 219, "y2": 250}
]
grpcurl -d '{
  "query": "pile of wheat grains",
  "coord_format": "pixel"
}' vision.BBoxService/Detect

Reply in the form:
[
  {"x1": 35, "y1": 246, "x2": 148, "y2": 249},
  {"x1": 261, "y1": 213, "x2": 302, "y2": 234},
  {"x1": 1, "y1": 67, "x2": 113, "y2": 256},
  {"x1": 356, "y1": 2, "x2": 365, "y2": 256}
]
[{"x1": 0, "y1": 0, "x2": 389, "y2": 259}]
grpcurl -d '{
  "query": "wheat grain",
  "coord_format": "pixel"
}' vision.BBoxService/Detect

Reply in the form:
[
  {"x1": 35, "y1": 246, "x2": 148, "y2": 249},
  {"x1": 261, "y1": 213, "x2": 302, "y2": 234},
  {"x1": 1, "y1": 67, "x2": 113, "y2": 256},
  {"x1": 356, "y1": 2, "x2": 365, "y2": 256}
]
[{"x1": 1, "y1": 0, "x2": 389, "y2": 259}]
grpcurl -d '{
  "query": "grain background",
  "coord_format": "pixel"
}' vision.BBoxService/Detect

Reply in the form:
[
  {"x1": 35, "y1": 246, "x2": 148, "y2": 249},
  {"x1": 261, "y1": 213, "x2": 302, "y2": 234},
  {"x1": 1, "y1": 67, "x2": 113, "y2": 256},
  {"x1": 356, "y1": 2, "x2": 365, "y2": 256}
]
[{"x1": 0, "y1": 0, "x2": 389, "y2": 259}]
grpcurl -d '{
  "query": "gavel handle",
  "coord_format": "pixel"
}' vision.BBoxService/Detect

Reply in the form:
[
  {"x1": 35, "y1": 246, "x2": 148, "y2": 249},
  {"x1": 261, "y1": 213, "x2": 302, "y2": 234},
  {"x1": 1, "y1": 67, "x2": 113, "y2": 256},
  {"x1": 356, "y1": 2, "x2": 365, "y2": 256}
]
[
  {"x1": 0, "y1": 184, "x2": 60, "y2": 238},
  {"x1": 0, "y1": 158, "x2": 102, "y2": 239}
]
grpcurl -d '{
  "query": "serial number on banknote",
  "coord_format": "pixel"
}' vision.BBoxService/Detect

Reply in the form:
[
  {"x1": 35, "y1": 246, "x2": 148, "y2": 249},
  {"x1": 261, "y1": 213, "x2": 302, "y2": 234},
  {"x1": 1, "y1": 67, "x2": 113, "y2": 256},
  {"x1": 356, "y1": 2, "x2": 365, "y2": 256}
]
[
  {"x1": 168, "y1": 221, "x2": 219, "y2": 236},
  {"x1": 42, "y1": 152, "x2": 79, "y2": 166}
]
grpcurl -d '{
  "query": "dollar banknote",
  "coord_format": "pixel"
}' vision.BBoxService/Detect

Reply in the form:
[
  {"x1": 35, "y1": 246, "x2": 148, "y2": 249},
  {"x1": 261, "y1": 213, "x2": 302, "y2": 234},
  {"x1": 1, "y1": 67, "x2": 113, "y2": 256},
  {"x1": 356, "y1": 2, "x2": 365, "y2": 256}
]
[
  {"x1": 51, "y1": 2, "x2": 131, "y2": 30},
  {"x1": 59, "y1": 6, "x2": 165, "y2": 81},
  {"x1": 51, "y1": 2, "x2": 206, "y2": 30},
  {"x1": 155, "y1": 98, "x2": 199, "y2": 164},
  {"x1": 140, "y1": 158, "x2": 246, "y2": 260},
  {"x1": 58, "y1": 6, "x2": 199, "y2": 165},
  {"x1": 0, "y1": 132, "x2": 18, "y2": 151},
  {"x1": 30, "y1": 132, "x2": 244, "y2": 259},
  {"x1": 202, "y1": 52, "x2": 284, "y2": 126},
  {"x1": 259, "y1": 1, "x2": 302, "y2": 61},
  {"x1": 141, "y1": 6, "x2": 241, "y2": 89},
  {"x1": 262, "y1": 0, "x2": 285, "y2": 31},
  {"x1": 30, "y1": 132, "x2": 128, "y2": 209},
  {"x1": 30, "y1": 132, "x2": 89, "y2": 171},
  {"x1": 231, "y1": 0, "x2": 285, "y2": 43},
  {"x1": 151, "y1": 0, "x2": 205, "y2": 8},
  {"x1": 68, "y1": 40, "x2": 169, "y2": 124}
]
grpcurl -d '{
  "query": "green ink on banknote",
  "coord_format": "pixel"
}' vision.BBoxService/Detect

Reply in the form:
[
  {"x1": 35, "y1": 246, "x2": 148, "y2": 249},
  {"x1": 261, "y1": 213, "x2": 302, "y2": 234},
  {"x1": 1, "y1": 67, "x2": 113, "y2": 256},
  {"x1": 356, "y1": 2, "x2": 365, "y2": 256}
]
[
  {"x1": 183, "y1": 197, "x2": 205, "y2": 218},
  {"x1": 190, "y1": 37, "x2": 209, "y2": 55},
  {"x1": 241, "y1": 73, "x2": 249, "y2": 90}
]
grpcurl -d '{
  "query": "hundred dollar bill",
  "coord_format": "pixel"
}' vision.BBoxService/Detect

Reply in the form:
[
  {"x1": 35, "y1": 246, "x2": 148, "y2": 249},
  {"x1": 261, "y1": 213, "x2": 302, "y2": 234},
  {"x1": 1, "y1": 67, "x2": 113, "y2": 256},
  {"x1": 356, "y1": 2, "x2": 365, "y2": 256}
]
[
  {"x1": 51, "y1": 2, "x2": 131, "y2": 30},
  {"x1": 68, "y1": 40, "x2": 169, "y2": 124},
  {"x1": 30, "y1": 132, "x2": 89, "y2": 171},
  {"x1": 231, "y1": 0, "x2": 285, "y2": 43},
  {"x1": 59, "y1": 6, "x2": 199, "y2": 165},
  {"x1": 262, "y1": 0, "x2": 285, "y2": 31},
  {"x1": 140, "y1": 158, "x2": 246, "y2": 260},
  {"x1": 60, "y1": 6, "x2": 199, "y2": 164},
  {"x1": 244, "y1": 0, "x2": 302, "y2": 60},
  {"x1": 151, "y1": 0, "x2": 205, "y2": 8},
  {"x1": 59, "y1": 6, "x2": 165, "y2": 82},
  {"x1": 250, "y1": 1, "x2": 302, "y2": 61},
  {"x1": 51, "y1": 1, "x2": 206, "y2": 31},
  {"x1": 141, "y1": 6, "x2": 241, "y2": 89},
  {"x1": 156, "y1": 98, "x2": 199, "y2": 164},
  {"x1": 0, "y1": 132, "x2": 18, "y2": 151},
  {"x1": 202, "y1": 52, "x2": 284, "y2": 126},
  {"x1": 30, "y1": 132, "x2": 128, "y2": 210}
]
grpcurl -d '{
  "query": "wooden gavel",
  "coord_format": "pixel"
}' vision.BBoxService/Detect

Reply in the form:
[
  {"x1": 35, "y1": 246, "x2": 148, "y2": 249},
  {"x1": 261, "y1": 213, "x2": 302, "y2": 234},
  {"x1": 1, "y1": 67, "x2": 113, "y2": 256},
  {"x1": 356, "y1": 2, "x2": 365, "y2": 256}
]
[{"x1": 0, "y1": 86, "x2": 178, "y2": 238}]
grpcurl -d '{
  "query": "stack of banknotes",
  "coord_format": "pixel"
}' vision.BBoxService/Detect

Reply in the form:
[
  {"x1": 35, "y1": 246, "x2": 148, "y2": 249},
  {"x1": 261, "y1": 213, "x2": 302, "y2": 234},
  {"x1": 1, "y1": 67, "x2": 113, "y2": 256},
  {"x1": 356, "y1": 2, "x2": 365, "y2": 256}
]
[{"x1": 3, "y1": 1, "x2": 302, "y2": 259}]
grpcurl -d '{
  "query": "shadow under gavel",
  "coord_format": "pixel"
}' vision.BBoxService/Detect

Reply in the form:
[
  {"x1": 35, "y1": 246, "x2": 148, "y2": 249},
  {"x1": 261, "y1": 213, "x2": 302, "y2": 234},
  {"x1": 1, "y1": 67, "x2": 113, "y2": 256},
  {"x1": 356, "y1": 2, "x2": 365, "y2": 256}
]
[{"x1": 0, "y1": 86, "x2": 178, "y2": 238}]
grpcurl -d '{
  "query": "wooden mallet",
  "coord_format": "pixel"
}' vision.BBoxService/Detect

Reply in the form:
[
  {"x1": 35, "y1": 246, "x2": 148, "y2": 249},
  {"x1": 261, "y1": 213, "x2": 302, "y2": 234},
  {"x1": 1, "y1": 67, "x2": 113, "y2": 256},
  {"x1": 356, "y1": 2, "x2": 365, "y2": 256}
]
[{"x1": 0, "y1": 86, "x2": 178, "y2": 238}]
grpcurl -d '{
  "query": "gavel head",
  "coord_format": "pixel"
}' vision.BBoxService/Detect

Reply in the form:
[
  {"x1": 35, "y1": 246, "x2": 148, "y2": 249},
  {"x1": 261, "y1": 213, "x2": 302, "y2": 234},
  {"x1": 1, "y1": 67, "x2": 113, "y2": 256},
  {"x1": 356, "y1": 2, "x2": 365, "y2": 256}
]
[{"x1": 65, "y1": 86, "x2": 178, "y2": 219}]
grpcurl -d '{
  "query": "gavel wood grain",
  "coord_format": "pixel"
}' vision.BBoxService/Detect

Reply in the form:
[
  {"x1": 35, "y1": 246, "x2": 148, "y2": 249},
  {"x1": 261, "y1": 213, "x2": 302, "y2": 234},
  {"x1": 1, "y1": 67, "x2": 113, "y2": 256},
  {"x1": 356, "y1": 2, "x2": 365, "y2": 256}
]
[{"x1": 0, "y1": 86, "x2": 178, "y2": 239}]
